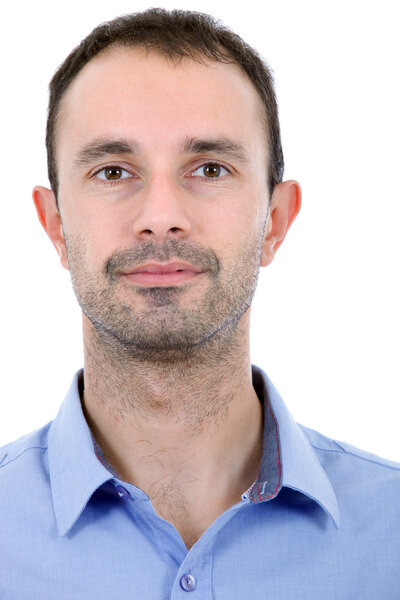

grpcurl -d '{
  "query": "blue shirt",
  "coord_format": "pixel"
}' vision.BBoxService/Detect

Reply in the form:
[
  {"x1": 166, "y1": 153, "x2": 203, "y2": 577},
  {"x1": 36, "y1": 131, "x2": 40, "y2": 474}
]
[{"x1": 1, "y1": 366, "x2": 399, "y2": 599}]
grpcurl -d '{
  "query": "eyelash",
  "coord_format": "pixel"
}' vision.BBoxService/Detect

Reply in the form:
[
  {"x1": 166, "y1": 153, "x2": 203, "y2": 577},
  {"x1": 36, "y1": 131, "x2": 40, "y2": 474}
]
[
  {"x1": 91, "y1": 166, "x2": 136, "y2": 187},
  {"x1": 91, "y1": 161, "x2": 231, "y2": 186},
  {"x1": 189, "y1": 162, "x2": 230, "y2": 181}
]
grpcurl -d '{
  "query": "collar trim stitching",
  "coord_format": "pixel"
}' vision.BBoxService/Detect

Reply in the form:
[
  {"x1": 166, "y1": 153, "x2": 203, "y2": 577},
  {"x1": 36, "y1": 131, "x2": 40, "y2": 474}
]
[{"x1": 250, "y1": 399, "x2": 281, "y2": 502}]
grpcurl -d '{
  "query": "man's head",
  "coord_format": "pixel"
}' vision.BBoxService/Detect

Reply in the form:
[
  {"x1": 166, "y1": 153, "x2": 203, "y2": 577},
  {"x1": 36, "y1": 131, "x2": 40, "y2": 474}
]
[
  {"x1": 34, "y1": 9, "x2": 300, "y2": 363},
  {"x1": 46, "y1": 8, "x2": 284, "y2": 199}
]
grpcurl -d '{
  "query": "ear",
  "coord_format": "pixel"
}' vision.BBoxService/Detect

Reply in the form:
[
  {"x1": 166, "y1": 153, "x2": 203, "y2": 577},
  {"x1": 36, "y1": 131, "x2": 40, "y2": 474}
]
[
  {"x1": 32, "y1": 186, "x2": 69, "y2": 270},
  {"x1": 260, "y1": 180, "x2": 301, "y2": 267}
]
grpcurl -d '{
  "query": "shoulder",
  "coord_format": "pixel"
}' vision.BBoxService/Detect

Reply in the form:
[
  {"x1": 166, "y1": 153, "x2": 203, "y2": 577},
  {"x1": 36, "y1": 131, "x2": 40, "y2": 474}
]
[
  {"x1": 0, "y1": 422, "x2": 51, "y2": 482},
  {"x1": 300, "y1": 423, "x2": 400, "y2": 468},
  {"x1": 299, "y1": 423, "x2": 400, "y2": 495}
]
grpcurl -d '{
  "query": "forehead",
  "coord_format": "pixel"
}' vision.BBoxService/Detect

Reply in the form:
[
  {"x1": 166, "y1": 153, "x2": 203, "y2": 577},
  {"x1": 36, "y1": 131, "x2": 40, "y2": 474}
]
[{"x1": 56, "y1": 47, "x2": 267, "y2": 162}]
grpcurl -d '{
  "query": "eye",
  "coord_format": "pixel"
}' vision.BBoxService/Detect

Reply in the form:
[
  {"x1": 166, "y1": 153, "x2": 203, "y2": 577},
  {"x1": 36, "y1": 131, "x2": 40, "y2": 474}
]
[
  {"x1": 94, "y1": 166, "x2": 133, "y2": 181},
  {"x1": 191, "y1": 163, "x2": 230, "y2": 179}
]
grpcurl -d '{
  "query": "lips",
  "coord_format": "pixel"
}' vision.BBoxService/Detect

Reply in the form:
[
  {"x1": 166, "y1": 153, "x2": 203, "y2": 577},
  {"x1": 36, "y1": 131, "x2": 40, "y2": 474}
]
[
  {"x1": 121, "y1": 261, "x2": 203, "y2": 287},
  {"x1": 129, "y1": 261, "x2": 202, "y2": 275}
]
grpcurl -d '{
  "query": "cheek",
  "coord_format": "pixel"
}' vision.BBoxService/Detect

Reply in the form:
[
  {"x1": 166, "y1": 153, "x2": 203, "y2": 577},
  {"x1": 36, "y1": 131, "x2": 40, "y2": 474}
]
[
  {"x1": 62, "y1": 220, "x2": 111, "y2": 279},
  {"x1": 215, "y1": 216, "x2": 265, "y2": 277},
  {"x1": 222, "y1": 201, "x2": 265, "y2": 246},
  {"x1": 61, "y1": 198, "x2": 132, "y2": 262}
]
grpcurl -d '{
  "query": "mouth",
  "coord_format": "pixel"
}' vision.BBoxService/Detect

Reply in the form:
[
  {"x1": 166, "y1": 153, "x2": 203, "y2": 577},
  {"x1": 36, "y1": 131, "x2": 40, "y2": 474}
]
[{"x1": 121, "y1": 261, "x2": 204, "y2": 287}]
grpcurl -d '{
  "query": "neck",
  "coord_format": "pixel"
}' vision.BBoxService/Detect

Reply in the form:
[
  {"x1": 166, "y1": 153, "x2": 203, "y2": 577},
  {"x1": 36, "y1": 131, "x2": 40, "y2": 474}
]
[
  {"x1": 81, "y1": 310, "x2": 263, "y2": 541},
  {"x1": 82, "y1": 309, "x2": 253, "y2": 424}
]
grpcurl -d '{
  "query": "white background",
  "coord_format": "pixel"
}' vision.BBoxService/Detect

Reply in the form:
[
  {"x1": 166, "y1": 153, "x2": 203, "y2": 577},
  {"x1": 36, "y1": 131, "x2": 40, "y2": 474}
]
[{"x1": 0, "y1": 0, "x2": 399, "y2": 460}]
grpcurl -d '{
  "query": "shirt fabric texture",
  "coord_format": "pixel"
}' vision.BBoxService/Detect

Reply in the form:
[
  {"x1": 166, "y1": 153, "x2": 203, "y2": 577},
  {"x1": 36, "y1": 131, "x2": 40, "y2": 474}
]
[{"x1": 1, "y1": 365, "x2": 399, "y2": 599}]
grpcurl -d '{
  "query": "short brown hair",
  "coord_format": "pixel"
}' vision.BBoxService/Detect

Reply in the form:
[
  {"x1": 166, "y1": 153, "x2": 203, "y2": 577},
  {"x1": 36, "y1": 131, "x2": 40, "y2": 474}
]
[{"x1": 46, "y1": 8, "x2": 284, "y2": 197}]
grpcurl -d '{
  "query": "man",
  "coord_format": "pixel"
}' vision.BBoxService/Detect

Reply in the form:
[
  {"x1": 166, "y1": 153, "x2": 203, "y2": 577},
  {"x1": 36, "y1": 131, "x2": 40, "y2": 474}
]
[{"x1": 0, "y1": 8, "x2": 399, "y2": 598}]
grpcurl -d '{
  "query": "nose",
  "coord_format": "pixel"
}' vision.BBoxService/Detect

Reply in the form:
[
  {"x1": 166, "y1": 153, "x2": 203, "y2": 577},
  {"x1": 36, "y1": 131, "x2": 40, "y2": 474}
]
[{"x1": 132, "y1": 173, "x2": 192, "y2": 242}]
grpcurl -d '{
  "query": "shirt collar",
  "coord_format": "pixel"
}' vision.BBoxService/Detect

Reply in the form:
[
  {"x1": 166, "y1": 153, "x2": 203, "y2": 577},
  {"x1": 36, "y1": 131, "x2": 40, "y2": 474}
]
[
  {"x1": 252, "y1": 365, "x2": 340, "y2": 528},
  {"x1": 48, "y1": 371, "x2": 114, "y2": 536},
  {"x1": 48, "y1": 367, "x2": 339, "y2": 536}
]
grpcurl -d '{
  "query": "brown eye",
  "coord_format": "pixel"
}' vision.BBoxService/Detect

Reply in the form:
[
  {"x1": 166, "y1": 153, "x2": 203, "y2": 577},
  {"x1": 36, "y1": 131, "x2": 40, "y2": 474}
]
[
  {"x1": 204, "y1": 164, "x2": 221, "y2": 178},
  {"x1": 95, "y1": 166, "x2": 132, "y2": 182},
  {"x1": 191, "y1": 163, "x2": 229, "y2": 179},
  {"x1": 105, "y1": 167, "x2": 123, "y2": 180}
]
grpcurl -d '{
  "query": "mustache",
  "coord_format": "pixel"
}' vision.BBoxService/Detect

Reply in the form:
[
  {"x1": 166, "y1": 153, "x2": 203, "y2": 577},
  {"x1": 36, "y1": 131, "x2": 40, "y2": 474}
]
[{"x1": 104, "y1": 239, "x2": 220, "y2": 280}]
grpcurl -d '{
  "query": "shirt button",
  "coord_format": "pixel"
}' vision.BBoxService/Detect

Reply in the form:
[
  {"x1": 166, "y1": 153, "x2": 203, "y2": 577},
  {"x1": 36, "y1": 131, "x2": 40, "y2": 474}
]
[
  {"x1": 115, "y1": 485, "x2": 130, "y2": 500},
  {"x1": 180, "y1": 574, "x2": 197, "y2": 592}
]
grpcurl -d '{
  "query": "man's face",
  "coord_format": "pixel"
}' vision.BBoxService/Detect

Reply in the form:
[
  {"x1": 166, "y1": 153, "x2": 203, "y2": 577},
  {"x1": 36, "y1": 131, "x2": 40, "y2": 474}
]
[{"x1": 45, "y1": 47, "x2": 280, "y2": 359}]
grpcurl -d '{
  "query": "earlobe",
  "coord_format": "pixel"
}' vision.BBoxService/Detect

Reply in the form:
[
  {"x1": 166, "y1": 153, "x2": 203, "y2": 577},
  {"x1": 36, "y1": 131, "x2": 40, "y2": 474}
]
[
  {"x1": 260, "y1": 180, "x2": 302, "y2": 267},
  {"x1": 32, "y1": 185, "x2": 69, "y2": 270}
]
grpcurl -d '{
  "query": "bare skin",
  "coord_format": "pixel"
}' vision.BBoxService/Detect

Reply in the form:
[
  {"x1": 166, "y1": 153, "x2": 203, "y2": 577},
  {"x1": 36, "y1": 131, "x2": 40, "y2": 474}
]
[
  {"x1": 33, "y1": 48, "x2": 301, "y2": 550},
  {"x1": 82, "y1": 310, "x2": 263, "y2": 549}
]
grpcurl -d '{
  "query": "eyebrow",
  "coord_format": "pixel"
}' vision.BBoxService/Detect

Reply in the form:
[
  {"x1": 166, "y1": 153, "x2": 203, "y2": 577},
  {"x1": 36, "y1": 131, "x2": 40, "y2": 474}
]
[
  {"x1": 183, "y1": 137, "x2": 250, "y2": 164},
  {"x1": 72, "y1": 139, "x2": 139, "y2": 170},
  {"x1": 72, "y1": 135, "x2": 250, "y2": 170}
]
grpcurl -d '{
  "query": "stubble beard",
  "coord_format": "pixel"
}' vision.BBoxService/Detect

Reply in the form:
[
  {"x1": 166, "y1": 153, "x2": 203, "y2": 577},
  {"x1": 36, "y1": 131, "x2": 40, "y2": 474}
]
[{"x1": 64, "y1": 234, "x2": 265, "y2": 366}]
